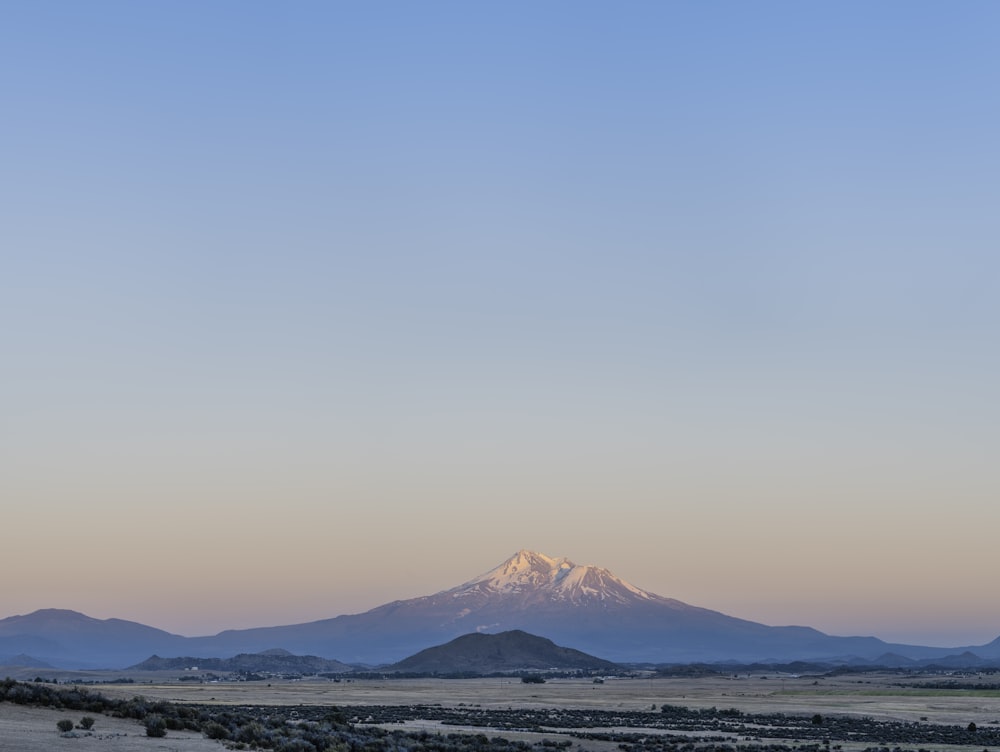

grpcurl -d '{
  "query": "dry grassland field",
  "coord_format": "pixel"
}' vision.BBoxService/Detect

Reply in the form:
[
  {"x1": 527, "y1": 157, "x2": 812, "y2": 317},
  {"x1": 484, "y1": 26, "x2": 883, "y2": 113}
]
[
  {"x1": 5, "y1": 673, "x2": 1000, "y2": 752},
  {"x1": 83, "y1": 673, "x2": 999, "y2": 724},
  {"x1": 0, "y1": 702, "x2": 224, "y2": 752}
]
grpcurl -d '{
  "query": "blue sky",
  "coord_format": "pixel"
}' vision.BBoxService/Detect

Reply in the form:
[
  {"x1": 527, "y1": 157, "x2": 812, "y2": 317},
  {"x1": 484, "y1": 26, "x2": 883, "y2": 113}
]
[{"x1": 2, "y1": 2, "x2": 999, "y2": 646}]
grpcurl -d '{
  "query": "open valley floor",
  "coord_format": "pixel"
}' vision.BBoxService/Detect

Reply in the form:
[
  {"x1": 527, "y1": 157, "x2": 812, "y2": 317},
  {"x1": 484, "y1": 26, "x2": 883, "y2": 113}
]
[{"x1": 4, "y1": 672, "x2": 1000, "y2": 752}]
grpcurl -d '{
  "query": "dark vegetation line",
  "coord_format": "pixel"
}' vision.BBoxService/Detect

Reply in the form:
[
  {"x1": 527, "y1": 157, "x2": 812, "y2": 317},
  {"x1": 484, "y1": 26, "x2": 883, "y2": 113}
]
[
  {"x1": 2, "y1": 679, "x2": 997, "y2": 752},
  {"x1": 902, "y1": 681, "x2": 1000, "y2": 691}
]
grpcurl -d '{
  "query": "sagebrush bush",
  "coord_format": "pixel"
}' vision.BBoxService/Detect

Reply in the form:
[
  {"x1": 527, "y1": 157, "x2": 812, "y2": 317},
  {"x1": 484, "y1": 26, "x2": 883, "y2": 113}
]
[
  {"x1": 203, "y1": 720, "x2": 230, "y2": 740},
  {"x1": 145, "y1": 714, "x2": 167, "y2": 737}
]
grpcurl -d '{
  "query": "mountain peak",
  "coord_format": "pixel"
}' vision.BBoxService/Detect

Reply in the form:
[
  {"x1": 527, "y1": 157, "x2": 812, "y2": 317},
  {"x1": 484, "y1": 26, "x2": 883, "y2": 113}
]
[
  {"x1": 461, "y1": 550, "x2": 657, "y2": 605},
  {"x1": 510, "y1": 549, "x2": 564, "y2": 568},
  {"x1": 5, "y1": 609, "x2": 97, "y2": 628},
  {"x1": 465, "y1": 550, "x2": 573, "y2": 592},
  {"x1": 23, "y1": 608, "x2": 90, "y2": 619}
]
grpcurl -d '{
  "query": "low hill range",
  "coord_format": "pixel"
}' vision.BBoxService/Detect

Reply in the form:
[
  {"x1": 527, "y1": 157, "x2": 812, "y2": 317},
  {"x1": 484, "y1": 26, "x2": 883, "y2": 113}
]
[
  {"x1": 129, "y1": 648, "x2": 354, "y2": 674},
  {"x1": 58, "y1": 632, "x2": 1000, "y2": 679},
  {"x1": 4, "y1": 549, "x2": 1000, "y2": 669},
  {"x1": 0, "y1": 653, "x2": 54, "y2": 669},
  {"x1": 387, "y1": 630, "x2": 619, "y2": 674},
  {"x1": 125, "y1": 631, "x2": 618, "y2": 676}
]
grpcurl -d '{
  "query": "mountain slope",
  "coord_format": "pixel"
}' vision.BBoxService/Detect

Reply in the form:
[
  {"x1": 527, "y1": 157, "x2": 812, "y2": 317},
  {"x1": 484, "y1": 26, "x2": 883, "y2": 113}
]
[
  {"x1": 0, "y1": 609, "x2": 190, "y2": 669},
  {"x1": 388, "y1": 629, "x2": 620, "y2": 674}
]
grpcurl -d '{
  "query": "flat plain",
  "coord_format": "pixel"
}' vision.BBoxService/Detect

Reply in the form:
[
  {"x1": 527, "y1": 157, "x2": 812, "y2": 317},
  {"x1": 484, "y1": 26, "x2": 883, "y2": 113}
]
[
  {"x1": 91, "y1": 673, "x2": 1000, "y2": 726},
  {"x1": 5, "y1": 673, "x2": 1000, "y2": 752}
]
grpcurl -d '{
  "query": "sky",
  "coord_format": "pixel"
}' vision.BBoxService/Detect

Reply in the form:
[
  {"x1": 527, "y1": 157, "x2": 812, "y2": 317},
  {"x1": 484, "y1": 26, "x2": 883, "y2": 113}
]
[{"x1": 2, "y1": 1, "x2": 998, "y2": 649}]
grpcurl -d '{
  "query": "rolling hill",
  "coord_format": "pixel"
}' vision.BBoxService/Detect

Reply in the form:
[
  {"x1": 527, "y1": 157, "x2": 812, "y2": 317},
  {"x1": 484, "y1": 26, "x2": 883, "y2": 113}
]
[{"x1": 387, "y1": 630, "x2": 620, "y2": 674}]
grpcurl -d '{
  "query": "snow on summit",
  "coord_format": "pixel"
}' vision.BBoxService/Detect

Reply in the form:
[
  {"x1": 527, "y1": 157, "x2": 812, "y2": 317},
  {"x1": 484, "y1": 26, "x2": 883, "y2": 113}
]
[{"x1": 461, "y1": 549, "x2": 657, "y2": 604}]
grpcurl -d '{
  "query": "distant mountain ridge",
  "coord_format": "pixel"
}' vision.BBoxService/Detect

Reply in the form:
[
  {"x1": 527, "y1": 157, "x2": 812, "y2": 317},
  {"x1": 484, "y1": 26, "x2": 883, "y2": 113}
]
[
  {"x1": 3, "y1": 550, "x2": 1000, "y2": 668},
  {"x1": 130, "y1": 649, "x2": 354, "y2": 674},
  {"x1": 0, "y1": 609, "x2": 189, "y2": 669}
]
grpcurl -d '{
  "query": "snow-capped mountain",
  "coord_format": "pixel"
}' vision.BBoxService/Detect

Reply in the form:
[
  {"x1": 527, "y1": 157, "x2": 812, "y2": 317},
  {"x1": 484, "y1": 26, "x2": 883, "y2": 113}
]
[
  {"x1": 5, "y1": 550, "x2": 999, "y2": 668},
  {"x1": 459, "y1": 549, "x2": 661, "y2": 605},
  {"x1": 179, "y1": 550, "x2": 997, "y2": 664}
]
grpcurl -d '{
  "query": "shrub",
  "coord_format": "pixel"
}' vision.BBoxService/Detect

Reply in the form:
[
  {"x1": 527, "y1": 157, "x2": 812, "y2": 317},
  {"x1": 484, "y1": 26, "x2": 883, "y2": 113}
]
[
  {"x1": 79, "y1": 716, "x2": 96, "y2": 730},
  {"x1": 57, "y1": 719, "x2": 74, "y2": 733},
  {"x1": 145, "y1": 715, "x2": 167, "y2": 737},
  {"x1": 203, "y1": 721, "x2": 230, "y2": 740},
  {"x1": 236, "y1": 720, "x2": 269, "y2": 746},
  {"x1": 277, "y1": 741, "x2": 317, "y2": 752},
  {"x1": 164, "y1": 715, "x2": 185, "y2": 730}
]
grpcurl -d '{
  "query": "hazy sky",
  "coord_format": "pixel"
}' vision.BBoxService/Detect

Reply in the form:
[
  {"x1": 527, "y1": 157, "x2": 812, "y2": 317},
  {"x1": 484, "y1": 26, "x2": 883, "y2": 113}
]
[{"x1": 3, "y1": 2, "x2": 998, "y2": 648}]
